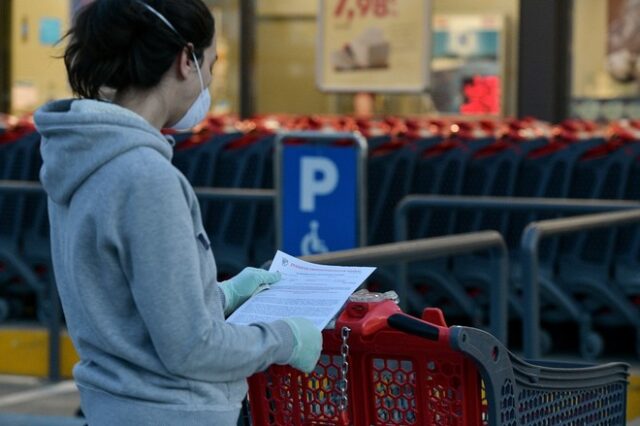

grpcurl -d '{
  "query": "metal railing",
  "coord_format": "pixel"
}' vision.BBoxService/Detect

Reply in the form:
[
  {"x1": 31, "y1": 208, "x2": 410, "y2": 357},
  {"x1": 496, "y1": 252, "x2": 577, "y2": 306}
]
[
  {"x1": 0, "y1": 179, "x2": 44, "y2": 194},
  {"x1": 194, "y1": 187, "x2": 275, "y2": 202},
  {"x1": 521, "y1": 209, "x2": 640, "y2": 358},
  {"x1": 394, "y1": 195, "x2": 640, "y2": 229},
  {"x1": 304, "y1": 233, "x2": 509, "y2": 344},
  {"x1": 394, "y1": 194, "x2": 640, "y2": 357}
]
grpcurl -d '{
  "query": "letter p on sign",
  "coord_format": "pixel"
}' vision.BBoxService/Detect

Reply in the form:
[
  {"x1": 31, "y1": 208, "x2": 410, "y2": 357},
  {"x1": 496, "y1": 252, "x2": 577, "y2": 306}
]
[{"x1": 300, "y1": 157, "x2": 338, "y2": 212}]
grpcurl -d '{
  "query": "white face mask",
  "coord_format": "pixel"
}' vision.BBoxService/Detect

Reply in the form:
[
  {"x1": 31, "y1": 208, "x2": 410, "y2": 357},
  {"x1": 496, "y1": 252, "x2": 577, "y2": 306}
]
[
  {"x1": 138, "y1": 3, "x2": 211, "y2": 131},
  {"x1": 169, "y1": 51, "x2": 211, "y2": 131}
]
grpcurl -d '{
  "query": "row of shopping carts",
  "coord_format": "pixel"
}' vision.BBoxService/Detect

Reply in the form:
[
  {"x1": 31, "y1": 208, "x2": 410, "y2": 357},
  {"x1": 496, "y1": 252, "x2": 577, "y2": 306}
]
[{"x1": 2, "y1": 114, "x2": 640, "y2": 359}]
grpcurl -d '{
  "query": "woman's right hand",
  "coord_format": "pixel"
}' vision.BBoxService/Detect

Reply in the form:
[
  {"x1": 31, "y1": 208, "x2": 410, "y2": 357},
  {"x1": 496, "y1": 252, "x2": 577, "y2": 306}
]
[{"x1": 282, "y1": 318, "x2": 323, "y2": 373}]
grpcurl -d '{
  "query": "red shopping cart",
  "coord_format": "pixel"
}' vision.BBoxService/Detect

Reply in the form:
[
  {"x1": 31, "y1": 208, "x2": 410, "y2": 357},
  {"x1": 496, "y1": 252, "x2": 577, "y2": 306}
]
[{"x1": 246, "y1": 295, "x2": 629, "y2": 426}]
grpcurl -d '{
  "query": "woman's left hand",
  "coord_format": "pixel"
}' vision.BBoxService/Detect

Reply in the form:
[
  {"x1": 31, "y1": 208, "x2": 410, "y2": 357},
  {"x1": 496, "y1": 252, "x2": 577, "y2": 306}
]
[{"x1": 220, "y1": 267, "x2": 281, "y2": 315}]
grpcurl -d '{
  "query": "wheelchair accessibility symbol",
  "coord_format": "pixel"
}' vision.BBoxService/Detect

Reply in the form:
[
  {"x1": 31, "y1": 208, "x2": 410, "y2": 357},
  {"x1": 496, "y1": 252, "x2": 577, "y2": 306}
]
[{"x1": 300, "y1": 220, "x2": 329, "y2": 255}]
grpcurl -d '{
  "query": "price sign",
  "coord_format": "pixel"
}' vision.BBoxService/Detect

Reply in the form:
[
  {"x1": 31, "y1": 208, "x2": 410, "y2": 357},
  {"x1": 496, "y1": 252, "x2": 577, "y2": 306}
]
[
  {"x1": 317, "y1": 0, "x2": 431, "y2": 93},
  {"x1": 332, "y1": 0, "x2": 398, "y2": 21}
]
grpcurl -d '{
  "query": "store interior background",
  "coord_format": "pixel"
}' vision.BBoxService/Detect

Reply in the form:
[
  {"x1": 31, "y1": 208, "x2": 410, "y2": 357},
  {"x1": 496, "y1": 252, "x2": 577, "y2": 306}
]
[
  {"x1": 2, "y1": 2, "x2": 640, "y2": 422},
  {"x1": 2, "y1": 0, "x2": 636, "y2": 121}
]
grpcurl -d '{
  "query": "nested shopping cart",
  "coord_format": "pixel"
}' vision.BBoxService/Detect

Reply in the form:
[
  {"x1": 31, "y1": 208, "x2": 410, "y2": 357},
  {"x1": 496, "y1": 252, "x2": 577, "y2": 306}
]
[{"x1": 246, "y1": 295, "x2": 629, "y2": 425}]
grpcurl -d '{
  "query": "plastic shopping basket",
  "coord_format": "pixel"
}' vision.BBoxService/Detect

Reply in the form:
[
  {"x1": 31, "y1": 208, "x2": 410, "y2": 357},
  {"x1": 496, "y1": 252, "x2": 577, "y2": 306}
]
[{"x1": 246, "y1": 297, "x2": 629, "y2": 425}]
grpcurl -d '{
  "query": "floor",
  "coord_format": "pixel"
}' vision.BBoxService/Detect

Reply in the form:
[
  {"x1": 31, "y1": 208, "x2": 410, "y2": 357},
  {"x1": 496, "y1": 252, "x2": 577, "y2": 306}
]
[
  {"x1": 0, "y1": 375, "x2": 83, "y2": 426},
  {"x1": 0, "y1": 368, "x2": 638, "y2": 426}
]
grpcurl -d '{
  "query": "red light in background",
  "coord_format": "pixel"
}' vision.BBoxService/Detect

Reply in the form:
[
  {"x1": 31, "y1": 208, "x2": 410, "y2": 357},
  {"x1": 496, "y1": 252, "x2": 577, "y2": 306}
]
[{"x1": 461, "y1": 75, "x2": 501, "y2": 115}]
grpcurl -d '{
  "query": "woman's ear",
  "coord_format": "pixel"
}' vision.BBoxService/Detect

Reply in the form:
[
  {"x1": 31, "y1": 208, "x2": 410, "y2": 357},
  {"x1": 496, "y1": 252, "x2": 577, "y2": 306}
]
[{"x1": 177, "y1": 43, "x2": 195, "y2": 80}]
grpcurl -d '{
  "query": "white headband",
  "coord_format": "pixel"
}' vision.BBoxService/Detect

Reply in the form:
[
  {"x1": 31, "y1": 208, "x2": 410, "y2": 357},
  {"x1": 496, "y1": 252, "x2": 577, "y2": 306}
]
[{"x1": 139, "y1": 2, "x2": 181, "y2": 38}]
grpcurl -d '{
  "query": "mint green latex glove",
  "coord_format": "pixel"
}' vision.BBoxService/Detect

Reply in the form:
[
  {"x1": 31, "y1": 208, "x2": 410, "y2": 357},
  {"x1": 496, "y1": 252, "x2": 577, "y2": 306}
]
[
  {"x1": 282, "y1": 318, "x2": 323, "y2": 373},
  {"x1": 220, "y1": 267, "x2": 281, "y2": 315}
]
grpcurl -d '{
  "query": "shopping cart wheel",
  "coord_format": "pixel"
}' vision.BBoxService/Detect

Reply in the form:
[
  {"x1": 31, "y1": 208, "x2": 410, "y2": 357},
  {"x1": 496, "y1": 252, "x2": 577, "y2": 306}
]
[
  {"x1": 0, "y1": 298, "x2": 9, "y2": 322},
  {"x1": 540, "y1": 329, "x2": 552, "y2": 355},
  {"x1": 580, "y1": 331, "x2": 604, "y2": 360}
]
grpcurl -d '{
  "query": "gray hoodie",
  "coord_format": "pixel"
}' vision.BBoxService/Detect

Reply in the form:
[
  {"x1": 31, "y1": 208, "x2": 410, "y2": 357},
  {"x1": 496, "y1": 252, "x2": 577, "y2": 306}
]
[{"x1": 34, "y1": 99, "x2": 294, "y2": 426}]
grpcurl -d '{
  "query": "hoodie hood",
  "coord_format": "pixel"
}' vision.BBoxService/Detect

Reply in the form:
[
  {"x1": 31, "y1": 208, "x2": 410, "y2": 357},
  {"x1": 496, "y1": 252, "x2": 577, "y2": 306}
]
[{"x1": 34, "y1": 99, "x2": 174, "y2": 205}]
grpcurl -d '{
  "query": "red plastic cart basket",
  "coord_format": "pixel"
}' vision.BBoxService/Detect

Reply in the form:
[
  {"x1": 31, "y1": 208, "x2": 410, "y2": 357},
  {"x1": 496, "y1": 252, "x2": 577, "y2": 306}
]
[{"x1": 246, "y1": 299, "x2": 629, "y2": 426}]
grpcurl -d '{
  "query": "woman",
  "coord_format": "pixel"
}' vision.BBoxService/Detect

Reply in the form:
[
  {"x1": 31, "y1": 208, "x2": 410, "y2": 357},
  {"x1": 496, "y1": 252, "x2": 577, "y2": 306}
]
[{"x1": 34, "y1": 1, "x2": 321, "y2": 425}]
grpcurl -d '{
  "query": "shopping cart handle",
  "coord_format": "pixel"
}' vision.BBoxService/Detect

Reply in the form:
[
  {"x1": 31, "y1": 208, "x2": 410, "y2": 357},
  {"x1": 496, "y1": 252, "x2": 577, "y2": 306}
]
[{"x1": 387, "y1": 313, "x2": 440, "y2": 341}]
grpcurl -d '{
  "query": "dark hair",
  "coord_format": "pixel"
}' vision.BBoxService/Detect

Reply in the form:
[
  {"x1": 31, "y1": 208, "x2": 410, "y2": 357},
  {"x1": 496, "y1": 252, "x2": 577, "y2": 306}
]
[{"x1": 64, "y1": 0, "x2": 214, "y2": 99}]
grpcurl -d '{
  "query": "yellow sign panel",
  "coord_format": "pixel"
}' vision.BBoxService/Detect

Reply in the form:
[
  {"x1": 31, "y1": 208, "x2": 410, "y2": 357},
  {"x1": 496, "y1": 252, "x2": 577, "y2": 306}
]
[
  {"x1": 11, "y1": 0, "x2": 70, "y2": 114},
  {"x1": 317, "y1": 0, "x2": 431, "y2": 93}
]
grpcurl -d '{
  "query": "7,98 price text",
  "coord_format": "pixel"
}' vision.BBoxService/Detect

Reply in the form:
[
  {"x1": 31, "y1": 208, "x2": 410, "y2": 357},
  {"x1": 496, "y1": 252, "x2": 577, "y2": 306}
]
[{"x1": 333, "y1": 0, "x2": 398, "y2": 21}]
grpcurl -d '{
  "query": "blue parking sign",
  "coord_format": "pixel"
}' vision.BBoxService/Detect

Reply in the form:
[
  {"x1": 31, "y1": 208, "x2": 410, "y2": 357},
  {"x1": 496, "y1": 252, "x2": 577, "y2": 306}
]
[{"x1": 280, "y1": 145, "x2": 358, "y2": 256}]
